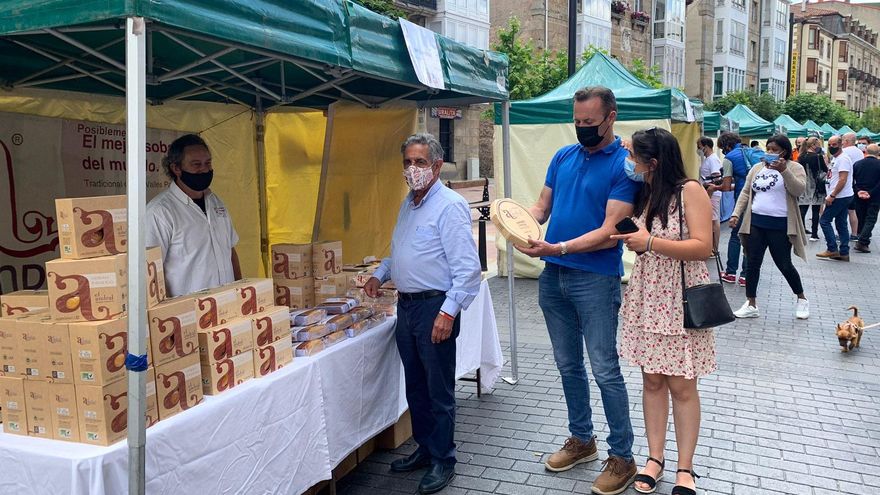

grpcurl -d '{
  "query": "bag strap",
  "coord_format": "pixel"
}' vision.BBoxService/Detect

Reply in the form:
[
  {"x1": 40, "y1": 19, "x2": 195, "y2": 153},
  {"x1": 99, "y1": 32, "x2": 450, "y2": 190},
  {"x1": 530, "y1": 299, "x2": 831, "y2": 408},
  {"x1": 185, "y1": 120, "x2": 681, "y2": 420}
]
[{"x1": 678, "y1": 186, "x2": 724, "y2": 300}]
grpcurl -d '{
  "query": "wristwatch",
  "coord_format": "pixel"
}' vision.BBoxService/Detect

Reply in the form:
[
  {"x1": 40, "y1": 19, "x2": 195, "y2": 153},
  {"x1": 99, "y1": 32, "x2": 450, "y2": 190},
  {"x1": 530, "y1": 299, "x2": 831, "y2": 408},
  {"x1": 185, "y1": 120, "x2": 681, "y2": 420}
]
[{"x1": 559, "y1": 241, "x2": 568, "y2": 256}]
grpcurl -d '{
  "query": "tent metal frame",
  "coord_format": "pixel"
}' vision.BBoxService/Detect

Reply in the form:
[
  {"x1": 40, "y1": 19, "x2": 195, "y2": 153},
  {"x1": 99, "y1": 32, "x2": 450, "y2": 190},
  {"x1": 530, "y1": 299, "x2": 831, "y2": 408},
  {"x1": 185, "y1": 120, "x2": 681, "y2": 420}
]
[{"x1": 2, "y1": 15, "x2": 518, "y2": 495}]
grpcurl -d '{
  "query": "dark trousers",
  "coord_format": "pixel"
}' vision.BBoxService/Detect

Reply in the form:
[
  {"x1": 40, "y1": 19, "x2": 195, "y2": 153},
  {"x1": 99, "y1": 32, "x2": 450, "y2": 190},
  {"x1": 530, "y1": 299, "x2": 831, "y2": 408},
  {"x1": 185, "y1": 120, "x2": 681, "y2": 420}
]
[
  {"x1": 799, "y1": 204, "x2": 821, "y2": 236},
  {"x1": 396, "y1": 294, "x2": 459, "y2": 466},
  {"x1": 854, "y1": 199, "x2": 880, "y2": 246},
  {"x1": 725, "y1": 221, "x2": 748, "y2": 276},
  {"x1": 745, "y1": 225, "x2": 804, "y2": 299}
]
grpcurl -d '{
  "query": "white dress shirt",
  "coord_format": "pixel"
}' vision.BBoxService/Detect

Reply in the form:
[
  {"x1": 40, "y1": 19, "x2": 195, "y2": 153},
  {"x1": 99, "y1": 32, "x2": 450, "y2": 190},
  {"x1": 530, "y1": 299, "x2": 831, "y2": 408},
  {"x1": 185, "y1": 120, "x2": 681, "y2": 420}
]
[{"x1": 145, "y1": 182, "x2": 239, "y2": 297}]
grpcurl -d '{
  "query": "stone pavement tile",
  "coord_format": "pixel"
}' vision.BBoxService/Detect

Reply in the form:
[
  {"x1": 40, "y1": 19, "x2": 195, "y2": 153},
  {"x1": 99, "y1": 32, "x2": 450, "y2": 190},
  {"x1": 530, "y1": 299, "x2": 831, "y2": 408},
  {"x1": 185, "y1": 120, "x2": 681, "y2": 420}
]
[
  {"x1": 449, "y1": 475, "x2": 499, "y2": 493},
  {"x1": 493, "y1": 482, "x2": 546, "y2": 495}
]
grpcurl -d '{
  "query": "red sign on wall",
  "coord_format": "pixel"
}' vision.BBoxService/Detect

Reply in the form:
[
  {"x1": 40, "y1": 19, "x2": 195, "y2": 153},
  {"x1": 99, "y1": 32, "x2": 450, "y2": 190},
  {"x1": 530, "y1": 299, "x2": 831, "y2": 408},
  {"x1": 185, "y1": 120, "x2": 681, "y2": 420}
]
[{"x1": 430, "y1": 107, "x2": 462, "y2": 120}]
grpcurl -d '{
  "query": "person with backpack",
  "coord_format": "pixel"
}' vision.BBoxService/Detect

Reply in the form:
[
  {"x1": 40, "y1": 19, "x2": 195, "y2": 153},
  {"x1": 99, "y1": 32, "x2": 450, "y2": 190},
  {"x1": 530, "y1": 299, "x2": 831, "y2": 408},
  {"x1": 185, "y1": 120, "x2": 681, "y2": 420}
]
[
  {"x1": 717, "y1": 132, "x2": 758, "y2": 286},
  {"x1": 797, "y1": 137, "x2": 828, "y2": 241}
]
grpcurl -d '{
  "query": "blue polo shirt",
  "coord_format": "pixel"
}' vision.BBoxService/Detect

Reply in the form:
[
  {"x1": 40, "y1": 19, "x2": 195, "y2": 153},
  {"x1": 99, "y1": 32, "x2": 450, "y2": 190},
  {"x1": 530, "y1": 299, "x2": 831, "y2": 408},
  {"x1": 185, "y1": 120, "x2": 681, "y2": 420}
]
[{"x1": 542, "y1": 138, "x2": 639, "y2": 277}]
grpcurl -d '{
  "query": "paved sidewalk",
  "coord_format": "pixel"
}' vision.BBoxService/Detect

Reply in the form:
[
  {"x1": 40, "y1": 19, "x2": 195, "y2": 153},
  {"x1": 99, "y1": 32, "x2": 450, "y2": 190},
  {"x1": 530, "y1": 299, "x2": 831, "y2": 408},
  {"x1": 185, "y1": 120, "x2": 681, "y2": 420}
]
[{"x1": 340, "y1": 223, "x2": 880, "y2": 495}]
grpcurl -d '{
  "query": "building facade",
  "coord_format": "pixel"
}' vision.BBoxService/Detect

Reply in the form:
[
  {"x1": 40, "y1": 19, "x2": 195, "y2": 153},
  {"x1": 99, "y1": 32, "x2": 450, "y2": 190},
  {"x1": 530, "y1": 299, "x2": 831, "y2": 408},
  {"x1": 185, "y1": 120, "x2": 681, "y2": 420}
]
[
  {"x1": 791, "y1": 7, "x2": 880, "y2": 116},
  {"x1": 683, "y1": 0, "x2": 789, "y2": 102},
  {"x1": 398, "y1": 0, "x2": 490, "y2": 178}
]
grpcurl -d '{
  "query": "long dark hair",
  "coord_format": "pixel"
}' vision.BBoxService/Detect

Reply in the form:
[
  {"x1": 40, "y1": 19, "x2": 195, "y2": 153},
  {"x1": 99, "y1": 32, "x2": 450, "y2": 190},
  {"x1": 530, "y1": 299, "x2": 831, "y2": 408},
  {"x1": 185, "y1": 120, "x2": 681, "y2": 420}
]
[{"x1": 632, "y1": 127, "x2": 688, "y2": 231}]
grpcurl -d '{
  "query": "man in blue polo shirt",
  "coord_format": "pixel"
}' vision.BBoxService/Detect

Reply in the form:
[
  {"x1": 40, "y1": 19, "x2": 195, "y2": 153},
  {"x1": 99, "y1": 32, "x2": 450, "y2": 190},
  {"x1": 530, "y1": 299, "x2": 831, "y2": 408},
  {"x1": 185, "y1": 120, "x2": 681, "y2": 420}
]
[{"x1": 517, "y1": 86, "x2": 639, "y2": 495}]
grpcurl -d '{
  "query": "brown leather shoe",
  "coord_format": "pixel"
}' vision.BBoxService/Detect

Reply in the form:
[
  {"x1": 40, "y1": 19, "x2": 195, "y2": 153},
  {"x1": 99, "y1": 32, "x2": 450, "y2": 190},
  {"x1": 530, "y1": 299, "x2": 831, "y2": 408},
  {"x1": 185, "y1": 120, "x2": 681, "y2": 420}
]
[
  {"x1": 591, "y1": 456, "x2": 637, "y2": 495},
  {"x1": 544, "y1": 436, "x2": 598, "y2": 472},
  {"x1": 816, "y1": 250, "x2": 839, "y2": 259},
  {"x1": 854, "y1": 243, "x2": 871, "y2": 253},
  {"x1": 832, "y1": 254, "x2": 851, "y2": 262}
]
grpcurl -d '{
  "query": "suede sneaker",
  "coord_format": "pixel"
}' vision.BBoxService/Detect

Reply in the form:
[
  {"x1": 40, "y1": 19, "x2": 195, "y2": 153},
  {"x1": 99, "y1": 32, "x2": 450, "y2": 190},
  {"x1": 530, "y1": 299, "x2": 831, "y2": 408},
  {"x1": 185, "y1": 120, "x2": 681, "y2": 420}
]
[
  {"x1": 544, "y1": 436, "x2": 598, "y2": 472},
  {"x1": 591, "y1": 456, "x2": 637, "y2": 495},
  {"x1": 816, "y1": 250, "x2": 839, "y2": 260}
]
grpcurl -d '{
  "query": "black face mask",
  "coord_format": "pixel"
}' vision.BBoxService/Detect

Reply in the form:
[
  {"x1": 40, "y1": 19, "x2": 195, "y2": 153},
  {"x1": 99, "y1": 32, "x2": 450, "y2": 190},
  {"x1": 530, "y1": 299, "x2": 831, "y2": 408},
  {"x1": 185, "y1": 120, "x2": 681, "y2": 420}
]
[
  {"x1": 828, "y1": 146, "x2": 840, "y2": 156},
  {"x1": 179, "y1": 169, "x2": 213, "y2": 192},
  {"x1": 576, "y1": 115, "x2": 609, "y2": 148}
]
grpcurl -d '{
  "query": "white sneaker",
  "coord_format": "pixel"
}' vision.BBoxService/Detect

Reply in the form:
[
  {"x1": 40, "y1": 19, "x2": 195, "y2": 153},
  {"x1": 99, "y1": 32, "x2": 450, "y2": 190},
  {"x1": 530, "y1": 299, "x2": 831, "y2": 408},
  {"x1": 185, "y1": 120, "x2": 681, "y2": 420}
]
[
  {"x1": 796, "y1": 298, "x2": 810, "y2": 319},
  {"x1": 734, "y1": 301, "x2": 760, "y2": 318}
]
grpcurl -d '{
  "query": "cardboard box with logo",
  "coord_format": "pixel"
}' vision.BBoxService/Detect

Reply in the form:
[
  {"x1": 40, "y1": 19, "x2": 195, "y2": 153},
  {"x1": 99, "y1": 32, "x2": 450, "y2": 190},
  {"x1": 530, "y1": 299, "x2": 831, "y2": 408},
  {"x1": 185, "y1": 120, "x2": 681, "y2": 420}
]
[
  {"x1": 1, "y1": 290, "x2": 49, "y2": 316},
  {"x1": 274, "y1": 278, "x2": 314, "y2": 310},
  {"x1": 254, "y1": 338, "x2": 293, "y2": 377},
  {"x1": 271, "y1": 243, "x2": 312, "y2": 280},
  {"x1": 74, "y1": 369, "x2": 155, "y2": 446},
  {"x1": 46, "y1": 254, "x2": 128, "y2": 322},
  {"x1": 48, "y1": 382, "x2": 80, "y2": 442},
  {"x1": 24, "y1": 379, "x2": 53, "y2": 438},
  {"x1": 312, "y1": 240, "x2": 343, "y2": 278},
  {"x1": 14, "y1": 312, "x2": 47, "y2": 380},
  {"x1": 56, "y1": 195, "x2": 127, "y2": 259},
  {"x1": 201, "y1": 350, "x2": 254, "y2": 395},
  {"x1": 154, "y1": 352, "x2": 203, "y2": 421},
  {"x1": 0, "y1": 316, "x2": 21, "y2": 376},
  {"x1": 42, "y1": 319, "x2": 74, "y2": 383},
  {"x1": 194, "y1": 285, "x2": 240, "y2": 330},
  {"x1": 198, "y1": 317, "x2": 253, "y2": 363},
  {"x1": 314, "y1": 274, "x2": 349, "y2": 304},
  {"x1": 251, "y1": 306, "x2": 290, "y2": 348},
  {"x1": 0, "y1": 376, "x2": 27, "y2": 436},
  {"x1": 69, "y1": 318, "x2": 141, "y2": 386},
  {"x1": 146, "y1": 246, "x2": 167, "y2": 308},
  {"x1": 235, "y1": 278, "x2": 273, "y2": 316},
  {"x1": 148, "y1": 296, "x2": 198, "y2": 367}
]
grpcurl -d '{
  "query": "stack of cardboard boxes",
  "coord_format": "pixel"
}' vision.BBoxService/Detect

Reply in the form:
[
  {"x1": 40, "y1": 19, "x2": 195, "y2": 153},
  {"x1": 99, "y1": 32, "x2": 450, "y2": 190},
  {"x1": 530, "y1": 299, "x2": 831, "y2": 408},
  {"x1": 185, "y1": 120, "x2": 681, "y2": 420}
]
[
  {"x1": 271, "y1": 243, "x2": 314, "y2": 310},
  {"x1": 312, "y1": 241, "x2": 347, "y2": 304}
]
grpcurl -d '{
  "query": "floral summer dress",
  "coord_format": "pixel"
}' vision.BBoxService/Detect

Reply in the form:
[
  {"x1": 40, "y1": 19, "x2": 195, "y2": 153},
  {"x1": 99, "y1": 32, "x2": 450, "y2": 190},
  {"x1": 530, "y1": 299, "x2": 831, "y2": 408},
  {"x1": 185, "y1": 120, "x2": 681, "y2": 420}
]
[{"x1": 619, "y1": 197, "x2": 717, "y2": 379}]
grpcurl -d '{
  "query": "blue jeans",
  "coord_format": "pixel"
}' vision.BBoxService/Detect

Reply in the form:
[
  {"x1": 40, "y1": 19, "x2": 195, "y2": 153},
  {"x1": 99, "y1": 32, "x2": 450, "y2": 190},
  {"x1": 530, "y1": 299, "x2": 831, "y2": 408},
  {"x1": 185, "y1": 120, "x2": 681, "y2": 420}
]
[
  {"x1": 820, "y1": 195, "x2": 853, "y2": 255},
  {"x1": 725, "y1": 221, "x2": 748, "y2": 276},
  {"x1": 538, "y1": 263, "x2": 634, "y2": 459},
  {"x1": 396, "y1": 294, "x2": 460, "y2": 466}
]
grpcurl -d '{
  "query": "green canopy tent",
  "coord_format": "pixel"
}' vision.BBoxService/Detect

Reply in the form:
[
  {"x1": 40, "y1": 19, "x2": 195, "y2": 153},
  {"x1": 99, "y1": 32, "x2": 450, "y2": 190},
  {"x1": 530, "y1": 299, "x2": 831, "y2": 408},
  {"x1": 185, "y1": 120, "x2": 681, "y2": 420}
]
[
  {"x1": 0, "y1": 1, "x2": 512, "y2": 492},
  {"x1": 723, "y1": 104, "x2": 775, "y2": 138},
  {"x1": 857, "y1": 127, "x2": 880, "y2": 141},
  {"x1": 838, "y1": 125, "x2": 856, "y2": 135},
  {"x1": 821, "y1": 123, "x2": 839, "y2": 136},
  {"x1": 498, "y1": 52, "x2": 698, "y2": 124},
  {"x1": 704, "y1": 111, "x2": 721, "y2": 133},
  {"x1": 773, "y1": 114, "x2": 809, "y2": 138},
  {"x1": 803, "y1": 119, "x2": 833, "y2": 139}
]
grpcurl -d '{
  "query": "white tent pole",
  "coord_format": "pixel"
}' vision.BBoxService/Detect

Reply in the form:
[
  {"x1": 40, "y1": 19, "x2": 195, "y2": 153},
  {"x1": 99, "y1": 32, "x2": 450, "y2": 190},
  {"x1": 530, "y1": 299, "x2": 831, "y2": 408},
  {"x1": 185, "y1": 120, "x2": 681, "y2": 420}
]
[
  {"x1": 501, "y1": 100, "x2": 518, "y2": 385},
  {"x1": 125, "y1": 16, "x2": 147, "y2": 495}
]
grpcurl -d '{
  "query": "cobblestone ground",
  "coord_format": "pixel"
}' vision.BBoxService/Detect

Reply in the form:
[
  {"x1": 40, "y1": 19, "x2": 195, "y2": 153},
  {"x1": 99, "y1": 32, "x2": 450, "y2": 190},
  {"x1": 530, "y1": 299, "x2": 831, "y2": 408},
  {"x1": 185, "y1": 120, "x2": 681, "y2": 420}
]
[{"x1": 340, "y1": 223, "x2": 880, "y2": 495}]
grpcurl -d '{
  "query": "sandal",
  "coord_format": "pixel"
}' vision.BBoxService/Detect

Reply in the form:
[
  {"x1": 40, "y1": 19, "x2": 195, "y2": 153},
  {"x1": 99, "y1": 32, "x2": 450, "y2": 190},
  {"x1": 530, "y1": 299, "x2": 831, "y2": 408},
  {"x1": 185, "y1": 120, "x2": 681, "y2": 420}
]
[
  {"x1": 671, "y1": 468, "x2": 700, "y2": 495},
  {"x1": 633, "y1": 456, "x2": 665, "y2": 494}
]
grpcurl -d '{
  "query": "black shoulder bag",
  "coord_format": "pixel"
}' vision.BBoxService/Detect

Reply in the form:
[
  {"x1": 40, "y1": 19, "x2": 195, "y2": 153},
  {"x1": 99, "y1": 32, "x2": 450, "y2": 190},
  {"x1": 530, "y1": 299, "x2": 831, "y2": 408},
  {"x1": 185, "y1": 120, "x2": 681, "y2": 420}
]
[{"x1": 678, "y1": 189, "x2": 735, "y2": 330}]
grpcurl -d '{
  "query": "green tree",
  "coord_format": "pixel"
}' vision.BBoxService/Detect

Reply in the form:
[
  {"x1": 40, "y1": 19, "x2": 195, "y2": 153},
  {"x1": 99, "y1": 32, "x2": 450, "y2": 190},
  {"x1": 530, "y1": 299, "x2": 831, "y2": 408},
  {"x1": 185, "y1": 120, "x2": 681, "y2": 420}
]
[
  {"x1": 628, "y1": 58, "x2": 664, "y2": 89},
  {"x1": 353, "y1": 0, "x2": 405, "y2": 18},
  {"x1": 705, "y1": 90, "x2": 780, "y2": 122},
  {"x1": 491, "y1": 17, "x2": 568, "y2": 100},
  {"x1": 858, "y1": 107, "x2": 880, "y2": 132},
  {"x1": 782, "y1": 92, "x2": 857, "y2": 128}
]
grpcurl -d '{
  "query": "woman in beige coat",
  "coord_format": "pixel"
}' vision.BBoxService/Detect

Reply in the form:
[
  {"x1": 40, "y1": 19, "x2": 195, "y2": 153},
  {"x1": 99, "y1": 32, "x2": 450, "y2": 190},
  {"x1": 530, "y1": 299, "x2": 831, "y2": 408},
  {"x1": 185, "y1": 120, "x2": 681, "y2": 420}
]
[{"x1": 729, "y1": 134, "x2": 809, "y2": 320}]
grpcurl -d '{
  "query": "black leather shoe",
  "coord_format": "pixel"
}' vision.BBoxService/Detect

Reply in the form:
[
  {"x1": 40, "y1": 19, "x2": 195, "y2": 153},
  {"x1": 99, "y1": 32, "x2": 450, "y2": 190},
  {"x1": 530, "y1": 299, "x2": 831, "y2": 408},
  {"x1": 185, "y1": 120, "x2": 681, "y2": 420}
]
[
  {"x1": 389, "y1": 451, "x2": 432, "y2": 473},
  {"x1": 418, "y1": 463, "x2": 455, "y2": 494}
]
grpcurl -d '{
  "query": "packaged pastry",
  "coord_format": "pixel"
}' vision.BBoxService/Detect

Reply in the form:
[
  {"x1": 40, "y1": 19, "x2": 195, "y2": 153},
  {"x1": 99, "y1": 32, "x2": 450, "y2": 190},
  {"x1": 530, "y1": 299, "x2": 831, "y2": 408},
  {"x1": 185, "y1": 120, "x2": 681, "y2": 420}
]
[
  {"x1": 367, "y1": 313, "x2": 387, "y2": 328},
  {"x1": 321, "y1": 330, "x2": 347, "y2": 348},
  {"x1": 344, "y1": 320, "x2": 370, "y2": 338},
  {"x1": 295, "y1": 339, "x2": 324, "y2": 357},
  {"x1": 316, "y1": 297, "x2": 358, "y2": 315},
  {"x1": 289, "y1": 308, "x2": 327, "y2": 327},
  {"x1": 292, "y1": 323, "x2": 334, "y2": 341},
  {"x1": 365, "y1": 302, "x2": 397, "y2": 316},
  {"x1": 347, "y1": 288, "x2": 398, "y2": 306},
  {"x1": 349, "y1": 306, "x2": 374, "y2": 323},
  {"x1": 323, "y1": 314, "x2": 353, "y2": 332}
]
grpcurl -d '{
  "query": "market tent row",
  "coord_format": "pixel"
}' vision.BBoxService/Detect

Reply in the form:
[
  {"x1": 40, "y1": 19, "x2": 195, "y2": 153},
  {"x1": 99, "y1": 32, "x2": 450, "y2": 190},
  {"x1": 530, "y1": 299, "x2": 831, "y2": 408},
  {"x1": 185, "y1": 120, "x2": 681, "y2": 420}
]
[
  {"x1": 491, "y1": 52, "x2": 703, "y2": 278},
  {"x1": 821, "y1": 122, "x2": 839, "y2": 136},
  {"x1": 857, "y1": 127, "x2": 880, "y2": 140},
  {"x1": 803, "y1": 119, "x2": 833, "y2": 140},
  {"x1": 774, "y1": 114, "x2": 809, "y2": 138},
  {"x1": 723, "y1": 104, "x2": 775, "y2": 139},
  {"x1": 0, "y1": 0, "x2": 510, "y2": 492}
]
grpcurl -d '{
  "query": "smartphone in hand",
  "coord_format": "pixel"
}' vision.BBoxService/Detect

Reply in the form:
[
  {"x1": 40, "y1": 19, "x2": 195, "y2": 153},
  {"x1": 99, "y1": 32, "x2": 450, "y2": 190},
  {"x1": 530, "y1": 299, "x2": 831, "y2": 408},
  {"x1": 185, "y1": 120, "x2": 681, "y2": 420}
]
[{"x1": 615, "y1": 217, "x2": 639, "y2": 234}]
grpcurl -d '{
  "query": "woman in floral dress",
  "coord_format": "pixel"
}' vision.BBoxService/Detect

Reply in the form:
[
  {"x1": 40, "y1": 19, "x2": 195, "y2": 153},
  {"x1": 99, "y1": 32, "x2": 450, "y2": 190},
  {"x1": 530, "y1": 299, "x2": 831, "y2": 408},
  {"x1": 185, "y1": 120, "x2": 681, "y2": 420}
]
[{"x1": 611, "y1": 127, "x2": 715, "y2": 495}]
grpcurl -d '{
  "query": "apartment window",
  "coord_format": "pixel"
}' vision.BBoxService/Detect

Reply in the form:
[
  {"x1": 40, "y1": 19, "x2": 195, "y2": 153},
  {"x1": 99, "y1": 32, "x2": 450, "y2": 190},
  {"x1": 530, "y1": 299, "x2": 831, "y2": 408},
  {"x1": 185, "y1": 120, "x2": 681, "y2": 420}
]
[
  {"x1": 732, "y1": 0, "x2": 745, "y2": 10},
  {"x1": 838, "y1": 69, "x2": 848, "y2": 92},
  {"x1": 840, "y1": 41, "x2": 848, "y2": 63},
  {"x1": 752, "y1": 0, "x2": 759, "y2": 23},
  {"x1": 761, "y1": 37, "x2": 770, "y2": 66},
  {"x1": 776, "y1": 0, "x2": 787, "y2": 28},
  {"x1": 774, "y1": 39, "x2": 786, "y2": 69},
  {"x1": 760, "y1": 78, "x2": 769, "y2": 93},
  {"x1": 807, "y1": 57, "x2": 818, "y2": 83},
  {"x1": 713, "y1": 67, "x2": 724, "y2": 99},
  {"x1": 763, "y1": 0, "x2": 772, "y2": 26},
  {"x1": 808, "y1": 27, "x2": 818, "y2": 49},
  {"x1": 727, "y1": 68, "x2": 745, "y2": 92},
  {"x1": 716, "y1": 20, "x2": 724, "y2": 52},
  {"x1": 731, "y1": 21, "x2": 746, "y2": 56},
  {"x1": 750, "y1": 40, "x2": 757, "y2": 63},
  {"x1": 633, "y1": 0, "x2": 644, "y2": 12}
]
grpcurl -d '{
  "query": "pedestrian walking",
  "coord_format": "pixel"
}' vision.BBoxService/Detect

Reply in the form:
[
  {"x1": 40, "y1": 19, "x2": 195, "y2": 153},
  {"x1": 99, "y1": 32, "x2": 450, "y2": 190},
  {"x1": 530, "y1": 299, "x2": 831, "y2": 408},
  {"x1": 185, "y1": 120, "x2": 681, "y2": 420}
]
[
  {"x1": 816, "y1": 135, "x2": 855, "y2": 262},
  {"x1": 717, "y1": 132, "x2": 749, "y2": 286},
  {"x1": 698, "y1": 137, "x2": 723, "y2": 252},
  {"x1": 853, "y1": 144, "x2": 880, "y2": 253},
  {"x1": 517, "y1": 86, "x2": 639, "y2": 495},
  {"x1": 729, "y1": 135, "x2": 809, "y2": 319},
  {"x1": 611, "y1": 127, "x2": 715, "y2": 495},
  {"x1": 797, "y1": 136, "x2": 828, "y2": 242}
]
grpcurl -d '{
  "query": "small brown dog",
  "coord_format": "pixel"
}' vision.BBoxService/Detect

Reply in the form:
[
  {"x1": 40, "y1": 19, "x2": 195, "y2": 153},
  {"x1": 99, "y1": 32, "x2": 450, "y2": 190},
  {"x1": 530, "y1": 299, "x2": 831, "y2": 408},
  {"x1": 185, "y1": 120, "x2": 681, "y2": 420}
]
[{"x1": 836, "y1": 306, "x2": 865, "y2": 352}]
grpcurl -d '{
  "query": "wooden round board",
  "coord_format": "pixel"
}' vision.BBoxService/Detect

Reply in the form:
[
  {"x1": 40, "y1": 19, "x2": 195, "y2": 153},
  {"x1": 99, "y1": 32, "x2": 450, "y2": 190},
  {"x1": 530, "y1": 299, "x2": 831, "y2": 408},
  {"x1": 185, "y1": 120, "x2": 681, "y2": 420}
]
[{"x1": 490, "y1": 198, "x2": 542, "y2": 248}]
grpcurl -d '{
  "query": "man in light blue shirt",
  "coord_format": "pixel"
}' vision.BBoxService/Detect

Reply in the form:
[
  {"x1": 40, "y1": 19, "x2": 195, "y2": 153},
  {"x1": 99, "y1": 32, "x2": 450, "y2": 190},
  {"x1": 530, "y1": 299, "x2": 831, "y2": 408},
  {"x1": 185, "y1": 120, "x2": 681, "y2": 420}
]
[{"x1": 366, "y1": 133, "x2": 481, "y2": 495}]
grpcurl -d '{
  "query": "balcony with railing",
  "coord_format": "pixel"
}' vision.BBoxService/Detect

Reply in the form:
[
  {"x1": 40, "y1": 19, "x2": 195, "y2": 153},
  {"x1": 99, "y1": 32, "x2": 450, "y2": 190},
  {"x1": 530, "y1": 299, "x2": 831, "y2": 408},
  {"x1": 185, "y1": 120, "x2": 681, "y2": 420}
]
[{"x1": 396, "y1": 0, "x2": 438, "y2": 11}]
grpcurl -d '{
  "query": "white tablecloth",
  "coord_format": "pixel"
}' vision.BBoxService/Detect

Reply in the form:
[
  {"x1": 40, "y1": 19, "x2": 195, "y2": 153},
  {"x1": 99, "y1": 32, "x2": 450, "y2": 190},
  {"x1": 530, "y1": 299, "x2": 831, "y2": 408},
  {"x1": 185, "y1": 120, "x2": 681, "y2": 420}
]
[{"x1": 0, "y1": 279, "x2": 503, "y2": 495}]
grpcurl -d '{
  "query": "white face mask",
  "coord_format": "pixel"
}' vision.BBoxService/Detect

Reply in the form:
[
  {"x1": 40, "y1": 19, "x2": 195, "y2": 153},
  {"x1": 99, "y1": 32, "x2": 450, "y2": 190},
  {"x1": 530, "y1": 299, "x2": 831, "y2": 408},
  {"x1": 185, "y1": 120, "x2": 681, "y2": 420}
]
[{"x1": 403, "y1": 165, "x2": 434, "y2": 191}]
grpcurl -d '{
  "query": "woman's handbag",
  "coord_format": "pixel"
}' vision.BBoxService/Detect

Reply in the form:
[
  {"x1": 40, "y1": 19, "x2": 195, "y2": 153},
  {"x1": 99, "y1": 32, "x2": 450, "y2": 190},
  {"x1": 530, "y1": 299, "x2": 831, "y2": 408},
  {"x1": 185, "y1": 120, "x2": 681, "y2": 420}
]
[{"x1": 678, "y1": 189, "x2": 736, "y2": 329}]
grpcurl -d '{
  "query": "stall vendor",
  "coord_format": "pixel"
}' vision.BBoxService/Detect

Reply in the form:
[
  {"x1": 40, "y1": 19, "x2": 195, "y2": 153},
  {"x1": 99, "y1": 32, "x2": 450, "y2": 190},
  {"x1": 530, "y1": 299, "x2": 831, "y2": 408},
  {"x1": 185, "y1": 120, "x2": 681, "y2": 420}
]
[{"x1": 145, "y1": 134, "x2": 241, "y2": 297}]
